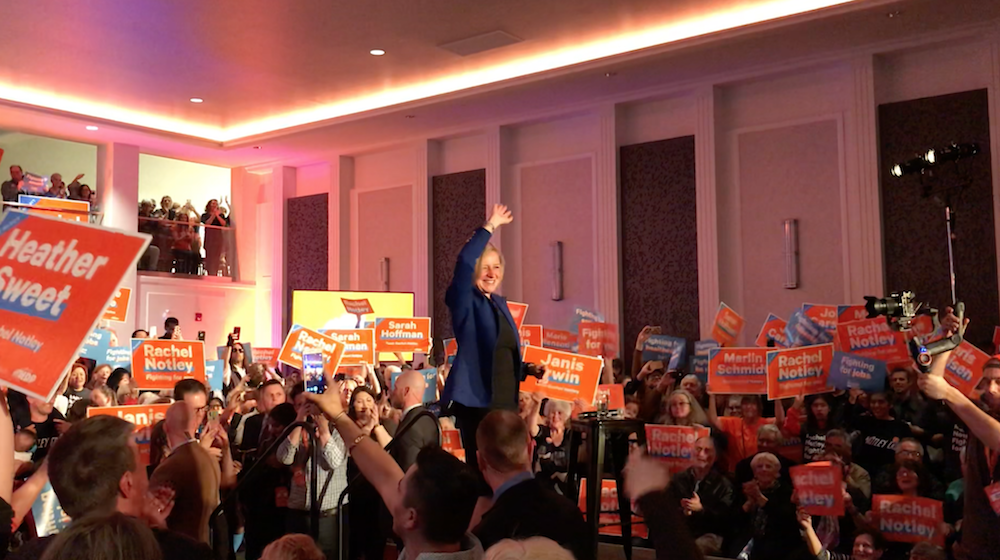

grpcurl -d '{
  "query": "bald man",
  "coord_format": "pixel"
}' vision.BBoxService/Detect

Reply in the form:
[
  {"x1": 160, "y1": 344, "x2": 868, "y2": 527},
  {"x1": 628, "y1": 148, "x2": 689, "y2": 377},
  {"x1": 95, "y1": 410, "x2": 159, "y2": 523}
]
[
  {"x1": 149, "y1": 402, "x2": 221, "y2": 544},
  {"x1": 389, "y1": 368, "x2": 440, "y2": 471}
]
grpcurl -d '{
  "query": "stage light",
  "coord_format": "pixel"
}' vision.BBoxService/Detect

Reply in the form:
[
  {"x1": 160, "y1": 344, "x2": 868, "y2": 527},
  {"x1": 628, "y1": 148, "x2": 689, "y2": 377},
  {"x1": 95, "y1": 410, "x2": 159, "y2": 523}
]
[
  {"x1": 369, "y1": 49, "x2": 386, "y2": 56},
  {"x1": 890, "y1": 157, "x2": 928, "y2": 178},
  {"x1": 891, "y1": 143, "x2": 978, "y2": 178},
  {"x1": 189, "y1": 97, "x2": 204, "y2": 103}
]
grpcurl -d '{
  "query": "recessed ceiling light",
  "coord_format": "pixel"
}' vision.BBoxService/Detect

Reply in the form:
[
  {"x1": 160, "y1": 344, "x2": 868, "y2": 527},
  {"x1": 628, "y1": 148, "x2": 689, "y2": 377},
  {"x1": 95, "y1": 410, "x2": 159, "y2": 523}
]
[
  {"x1": 252, "y1": 146, "x2": 262, "y2": 150},
  {"x1": 189, "y1": 97, "x2": 204, "y2": 103},
  {"x1": 605, "y1": 72, "x2": 618, "y2": 78},
  {"x1": 404, "y1": 114, "x2": 416, "y2": 119},
  {"x1": 85, "y1": 125, "x2": 99, "y2": 131},
  {"x1": 370, "y1": 49, "x2": 386, "y2": 56}
]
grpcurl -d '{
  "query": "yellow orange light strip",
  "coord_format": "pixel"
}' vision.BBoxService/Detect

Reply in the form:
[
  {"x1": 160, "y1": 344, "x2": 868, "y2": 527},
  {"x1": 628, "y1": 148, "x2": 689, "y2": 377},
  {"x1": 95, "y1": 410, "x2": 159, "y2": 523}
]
[{"x1": 0, "y1": 0, "x2": 861, "y2": 142}]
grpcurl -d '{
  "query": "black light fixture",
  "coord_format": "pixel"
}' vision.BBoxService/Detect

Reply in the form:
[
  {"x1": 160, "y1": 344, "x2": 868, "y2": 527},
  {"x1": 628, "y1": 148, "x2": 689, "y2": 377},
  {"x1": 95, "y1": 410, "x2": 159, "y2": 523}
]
[
  {"x1": 890, "y1": 157, "x2": 929, "y2": 178},
  {"x1": 890, "y1": 142, "x2": 979, "y2": 177}
]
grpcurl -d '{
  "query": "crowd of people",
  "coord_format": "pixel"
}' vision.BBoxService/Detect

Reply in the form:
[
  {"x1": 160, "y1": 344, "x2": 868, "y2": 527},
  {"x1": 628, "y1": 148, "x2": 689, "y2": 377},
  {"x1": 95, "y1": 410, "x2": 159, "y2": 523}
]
[
  {"x1": 1, "y1": 165, "x2": 96, "y2": 206},
  {"x1": 0, "y1": 203, "x2": 997, "y2": 560},
  {"x1": 138, "y1": 195, "x2": 232, "y2": 276}
]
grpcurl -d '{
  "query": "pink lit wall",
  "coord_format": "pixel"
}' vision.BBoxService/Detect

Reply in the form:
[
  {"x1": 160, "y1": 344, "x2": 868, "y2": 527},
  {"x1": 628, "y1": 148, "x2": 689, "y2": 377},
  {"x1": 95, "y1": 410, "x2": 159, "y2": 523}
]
[
  {"x1": 355, "y1": 185, "x2": 414, "y2": 293},
  {"x1": 738, "y1": 119, "x2": 845, "y2": 341},
  {"x1": 518, "y1": 157, "x2": 595, "y2": 329}
]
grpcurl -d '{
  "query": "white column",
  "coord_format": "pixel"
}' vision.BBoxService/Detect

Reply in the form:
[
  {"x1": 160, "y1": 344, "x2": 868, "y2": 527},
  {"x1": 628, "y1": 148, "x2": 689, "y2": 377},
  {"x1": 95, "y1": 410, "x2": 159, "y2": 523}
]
[
  {"x1": 844, "y1": 55, "x2": 884, "y2": 303},
  {"x1": 695, "y1": 87, "x2": 722, "y2": 338},
  {"x1": 230, "y1": 166, "x2": 257, "y2": 283},
  {"x1": 413, "y1": 142, "x2": 436, "y2": 317},
  {"x1": 328, "y1": 156, "x2": 354, "y2": 290},
  {"x1": 594, "y1": 105, "x2": 622, "y2": 328},
  {"x1": 95, "y1": 143, "x2": 140, "y2": 343}
]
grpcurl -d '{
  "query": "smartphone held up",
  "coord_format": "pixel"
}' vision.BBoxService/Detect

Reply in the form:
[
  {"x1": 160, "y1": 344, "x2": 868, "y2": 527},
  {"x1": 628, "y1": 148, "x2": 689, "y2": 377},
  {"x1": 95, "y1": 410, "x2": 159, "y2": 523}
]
[{"x1": 303, "y1": 352, "x2": 326, "y2": 394}]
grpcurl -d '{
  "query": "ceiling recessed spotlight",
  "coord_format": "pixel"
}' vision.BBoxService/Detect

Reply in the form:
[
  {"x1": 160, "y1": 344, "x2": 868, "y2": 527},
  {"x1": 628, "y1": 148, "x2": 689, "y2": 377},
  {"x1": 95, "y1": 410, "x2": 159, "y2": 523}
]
[
  {"x1": 605, "y1": 71, "x2": 618, "y2": 78},
  {"x1": 85, "y1": 125, "x2": 99, "y2": 131},
  {"x1": 370, "y1": 49, "x2": 386, "y2": 56},
  {"x1": 189, "y1": 97, "x2": 204, "y2": 103}
]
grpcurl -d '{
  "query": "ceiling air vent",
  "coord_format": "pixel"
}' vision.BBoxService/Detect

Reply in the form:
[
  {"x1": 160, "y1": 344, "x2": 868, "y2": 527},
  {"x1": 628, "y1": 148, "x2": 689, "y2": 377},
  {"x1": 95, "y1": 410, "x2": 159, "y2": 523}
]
[{"x1": 438, "y1": 30, "x2": 523, "y2": 57}]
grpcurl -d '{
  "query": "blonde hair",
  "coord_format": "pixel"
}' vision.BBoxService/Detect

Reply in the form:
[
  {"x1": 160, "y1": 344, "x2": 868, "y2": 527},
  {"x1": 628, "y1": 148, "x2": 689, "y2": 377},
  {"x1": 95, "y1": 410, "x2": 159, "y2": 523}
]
[
  {"x1": 657, "y1": 389, "x2": 709, "y2": 426},
  {"x1": 261, "y1": 534, "x2": 325, "y2": 560},
  {"x1": 484, "y1": 538, "x2": 575, "y2": 560},
  {"x1": 473, "y1": 243, "x2": 505, "y2": 282}
]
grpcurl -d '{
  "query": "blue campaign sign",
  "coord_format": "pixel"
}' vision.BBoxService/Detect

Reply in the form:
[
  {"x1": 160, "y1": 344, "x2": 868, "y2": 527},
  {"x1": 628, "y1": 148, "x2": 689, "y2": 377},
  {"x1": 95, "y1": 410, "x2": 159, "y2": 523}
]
[
  {"x1": 569, "y1": 307, "x2": 604, "y2": 334},
  {"x1": 785, "y1": 310, "x2": 833, "y2": 348},
  {"x1": 205, "y1": 359, "x2": 225, "y2": 394},
  {"x1": 32, "y1": 481, "x2": 71, "y2": 537},
  {"x1": 391, "y1": 368, "x2": 440, "y2": 403},
  {"x1": 643, "y1": 334, "x2": 687, "y2": 371},
  {"x1": 104, "y1": 346, "x2": 132, "y2": 370},
  {"x1": 79, "y1": 329, "x2": 110, "y2": 359},
  {"x1": 828, "y1": 351, "x2": 886, "y2": 392}
]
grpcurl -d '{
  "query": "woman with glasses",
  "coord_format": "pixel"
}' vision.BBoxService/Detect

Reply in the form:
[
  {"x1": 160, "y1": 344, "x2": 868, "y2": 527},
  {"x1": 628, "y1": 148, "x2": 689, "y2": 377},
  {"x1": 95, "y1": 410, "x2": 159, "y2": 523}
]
[
  {"x1": 655, "y1": 389, "x2": 709, "y2": 427},
  {"x1": 799, "y1": 514, "x2": 887, "y2": 560}
]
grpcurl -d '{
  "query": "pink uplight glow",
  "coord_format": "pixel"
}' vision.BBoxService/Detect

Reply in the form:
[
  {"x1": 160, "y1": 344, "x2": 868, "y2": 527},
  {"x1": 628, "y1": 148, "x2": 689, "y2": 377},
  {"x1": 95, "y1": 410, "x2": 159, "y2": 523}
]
[{"x1": 0, "y1": 0, "x2": 862, "y2": 142}]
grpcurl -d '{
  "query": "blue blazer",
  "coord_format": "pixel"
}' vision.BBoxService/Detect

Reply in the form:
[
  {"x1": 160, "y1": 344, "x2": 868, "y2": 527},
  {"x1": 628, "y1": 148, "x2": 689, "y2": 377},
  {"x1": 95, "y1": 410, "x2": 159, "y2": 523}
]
[{"x1": 441, "y1": 227, "x2": 524, "y2": 409}]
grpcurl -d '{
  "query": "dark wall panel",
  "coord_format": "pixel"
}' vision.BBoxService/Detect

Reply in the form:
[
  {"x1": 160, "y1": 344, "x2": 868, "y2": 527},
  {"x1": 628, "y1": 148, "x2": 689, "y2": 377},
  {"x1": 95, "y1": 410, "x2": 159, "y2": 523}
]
[
  {"x1": 620, "y1": 136, "x2": 699, "y2": 370},
  {"x1": 432, "y1": 169, "x2": 486, "y2": 361},
  {"x1": 878, "y1": 89, "x2": 997, "y2": 349},
  {"x1": 287, "y1": 194, "x2": 329, "y2": 333}
]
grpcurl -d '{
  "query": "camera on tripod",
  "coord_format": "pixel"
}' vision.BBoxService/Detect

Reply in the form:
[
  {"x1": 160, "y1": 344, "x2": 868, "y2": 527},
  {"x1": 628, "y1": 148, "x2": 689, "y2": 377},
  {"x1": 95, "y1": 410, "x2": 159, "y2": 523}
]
[{"x1": 863, "y1": 291, "x2": 965, "y2": 371}]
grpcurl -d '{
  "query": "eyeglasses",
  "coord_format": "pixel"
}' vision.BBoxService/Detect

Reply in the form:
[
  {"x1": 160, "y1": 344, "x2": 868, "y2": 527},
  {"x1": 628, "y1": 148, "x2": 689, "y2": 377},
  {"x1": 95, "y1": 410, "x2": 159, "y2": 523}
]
[
  {"x1": 233, "y1": 348, "x2": 244, "y2": 353},
  {"x1": 898, "y1": 449, "x2": 922, "y2": 458},
  {"x1": 670, "y1": 401, "x2": 691, "y2": 407}
]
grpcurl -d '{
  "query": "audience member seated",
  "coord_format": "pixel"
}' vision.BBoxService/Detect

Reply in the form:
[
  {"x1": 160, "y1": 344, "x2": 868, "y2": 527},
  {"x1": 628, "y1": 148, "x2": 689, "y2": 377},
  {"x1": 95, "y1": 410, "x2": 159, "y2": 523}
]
[
  {"x1": 872, "y1": 438, "x2": 945, "y2": 500},
  {"x1": 826, "y1": 429, "x2": 872, "y2": 498},
  {"x1": 527, "y1": 398, "x2": 572, "y2": 497},
  {"x1": 845, "y1": 391, "x2": 913, "y2": 476},
  {"x1": 729, "y1": 452, "x2": 807, "y2": 559},
  {"x1": 668, "y1": 435, "x2": 732, "y2": 553},
  {"x1": 734, "y1": 424, "x2": 796, "y2": 492},
  {"x1": 799, "y1": 513, "x2": 887, "y2": 560},
  {"x1": 709, "y1": 394, "x2": 785, "y2": 472},
  {"x1": 472, "y1": 410, "x2": 591, "y2": 560},
  {"x1": 655, "y1": 389, "x2": 709, "y2": 427}
]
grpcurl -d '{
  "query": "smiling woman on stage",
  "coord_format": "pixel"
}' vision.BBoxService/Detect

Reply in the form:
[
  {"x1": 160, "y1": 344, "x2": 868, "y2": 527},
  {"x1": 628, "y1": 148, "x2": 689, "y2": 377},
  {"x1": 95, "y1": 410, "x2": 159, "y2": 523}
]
[{"x1": 442, "y1": 204, "x2": 544, "y2": 458}]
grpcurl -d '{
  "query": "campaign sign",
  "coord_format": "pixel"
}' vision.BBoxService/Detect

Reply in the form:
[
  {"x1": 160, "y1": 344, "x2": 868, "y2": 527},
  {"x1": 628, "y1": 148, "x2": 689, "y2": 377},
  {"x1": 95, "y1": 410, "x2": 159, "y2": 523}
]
[
  {"x1": 836, "y1": 318, "x2": 910, "y2": 365},
  {"x1": 520, "y1": 345, "x2": 603, "y2": 403},
  {"x1": 252, "y1": 347, "x2": 280, "y2": 369},
  {"x1": 710, "y1": 302, "x2": 745, "y2": 347},
  {"x1": 595, "y1": 384, "x2": 625, "y2": 410},
  {"x1": 570, "y1": 307, "x2": 604, "y2": 335},
  {"x1": 0, "y1": 210, "x2": 149, "y2": 400},
  {"x1": 374, "y1": 317, "x2": 431, "y2": 353},
  {"x1": 441, "y1": 428, "x2": 465, "y2": 462},
  {"x1": 101, "y1": 287, "x2": 131, "y2": 322},
  {"x1": 944, "y1": 341, "x2": 990, "y2": 396},
  {"x1": 578, "y1": 478, "x2": 648, "y2": 538},
  {"x1": 802, "y1": 304, "x2": 838, "y2": 333},
  {"x1": 791, "y1": 462, "x2": 844, "y2": 516},
  {"x1": 341, "y1": 298, "x2": 374, "y2": 316},
  {"x1": 18, "y1": 194, "x2": 90, "y2": 223},
  {"x1": 507, "y1": 301, "x2": 529, "y2": 331},
  {"x1": 519, "y1": 325, "x2": 543, "y2": 348},
  {"x1": 755, "y1": 314, "x2": 789, "y2": 348},
  {"x1": 32, "y1": 481, "x2": 71, "y2": 537},
  {"x1": 443, "y1": 338, "x2": 458, "y2": 365},
  {"x1": 579, "y1": 321, "x2": 618, "y2": 359},
  {"x1": 785, "y1": 309, "x2": 834, "y2": 348},
  {"x1": 205, "y1": 359, "x2": 224, "y2": 393},
  {"x1": 873, "y1": 495, "x2": 944, "y2": 546},
  {"x1": 543, "y1": 328, "x2": 577, "y2": 352},
  {"x1": 104, "y1": 346, "x2": 132, "y2": 370},
  {"x1": 278, "y1": 325, "x2": 347, "y2": 374},
  {"x1": 131, "y1": 339, "x2": 207, "y2": 389},
  {"x1": 321, "y1": 329, "x2": 376, "y2": 365},
  {"x1": 766, "y1": 344, "x2": 834, "y2": 399},
  {"x1": 391, "y1": 368, "x2": 438, "y2": 403},
  {"x1": 79, "y1": 329, "x2": 110, "y2": 359},
  {"x1": 645, "y1": 424, "x2": 711, "y2": 474},
  {"x1": 828, "y1": 351, "x2": 886, "y2": 392},
  {"x1": 88, "y1": 403, "x2": 171, "y2": 466},
  {"x1": 837, "y1": 304, "x2": 869, "y2": 324},
  {"x1": 643, "y1": 334, "x2": 686, "y2": 371},
  {"x1": 707, "y1": 348, "x2": 768, "y2": 394}
]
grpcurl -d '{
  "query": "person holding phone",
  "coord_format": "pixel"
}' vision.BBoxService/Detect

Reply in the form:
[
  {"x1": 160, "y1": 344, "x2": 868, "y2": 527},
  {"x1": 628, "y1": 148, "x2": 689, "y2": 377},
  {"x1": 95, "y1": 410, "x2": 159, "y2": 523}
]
[
  {"x1": 222, "y1": 329, "x2": 251, "y2": 397},
  {"x1": 441, "y1": 204, "x2": 545, "y2": 465}
]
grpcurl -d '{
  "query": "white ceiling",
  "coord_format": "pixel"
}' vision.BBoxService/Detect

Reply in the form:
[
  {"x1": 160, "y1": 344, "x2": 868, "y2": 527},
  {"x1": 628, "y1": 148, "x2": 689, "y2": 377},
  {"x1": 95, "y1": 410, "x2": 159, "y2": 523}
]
[{"x1": 0, "y1": 0, "x2": 996, "y2": 168}]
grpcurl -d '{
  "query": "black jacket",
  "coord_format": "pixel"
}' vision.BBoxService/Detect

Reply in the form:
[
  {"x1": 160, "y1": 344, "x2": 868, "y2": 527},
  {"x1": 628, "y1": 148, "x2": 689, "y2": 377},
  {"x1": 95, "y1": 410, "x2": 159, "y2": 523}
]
[
  {"x1": 474, "y1": 477, "x2": 593, "y2": 560},
  {"x1": 389, "y1": 406, "x2": 440, "y2": 472},
  {"x1": 635, "y1": 490, "x2": 705, "y2": 560},
  {"x1": 669, "y1": 467, "x2": 734, "y2": 538}
]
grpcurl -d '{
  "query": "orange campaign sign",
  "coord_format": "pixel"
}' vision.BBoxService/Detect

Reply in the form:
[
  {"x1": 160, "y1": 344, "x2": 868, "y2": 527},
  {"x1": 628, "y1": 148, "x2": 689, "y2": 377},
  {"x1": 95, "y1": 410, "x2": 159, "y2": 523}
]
[
  {"x1": 791, "y1": 461, "x2": 844, "y2": 516},
  {"x1": 542, "y1": 328, "x2": 577, "y2": 352},
  {"x1": 341, "y1": 298, "x2": 374, "y2": 316},
  {"x1": 755, "y1": 314, "x2": 788, "y2": 348},
  {"x1": 131, "y1": 339, "x2": 207, "y2": 389},
  {"x1": 578, "y1": 479, "x2": 648, "y2": 538},
  {"x1": 441, "y1": 429, "x2": 465, "y2": 461},
  {"x1": 596, "y1": 384, "x2": 625, "y2": 409},
  {"x1": 252, "y1": 347, "x2": 280, "y2": 369},
  {"x1": 766, "y1": 344, "x2": 834, "y2": 399},
  {"x1": 443, "y1": 338, "x2": 458, "y2": 365},
  {"x1": 837, "y1": 304, "x2": 869, "y2": 324},
  {"x1": 707, "y1": 347, "x2": 768, "y2": 394},
  {"x1": 17, "y1": 195, "x2": 91, "y2": 223},
  {"x1": 519, "y1": 325, "x2": 543, "y2": 348},
  {"x1": 507, "y1": 301, "x2": 529, "y2": 330},
  {"x1": 321, "y1": 328, "x2": 376, "y2": 365},
  {"x1": 88, "y1": 404, "x2": 170, "y2": 466},
  {"x1": 873, "y1": 495, "x2": 944, "y2": 546},
  {"x1": 101, "y1": 287, "x2": 132, "y2": 323},
  {"x1": 802, "y1": 304, "x2": 838, "y2": 333},
  {"x1": 710, "y1": 302, "x2": 745, "y2": 347},
  {"x1": 993, "y1": 326, "x2": 1000, "y2": 353},
  {"x1": 278, "y1": 326, "x2": 347, "y2": 374},
  {"x1": 520, "y1": 345, "x2": 603, "y2": 403},
  {"x1": 0, "y1": 211, "x2": 149, "y2": 400},
  {"x1": 836, "y1": 318, "x2": 910, "y2": 366},
  {"x1": 578, "y1": 321, "x2": 618, "y2": 358},
  {"x1": 374, "y1": 317, "x2": 431, "y2": 354},
  {"x1": 645, "y1": 424, "x2": 711, "y2": 474},
  {"x1": 944, "y1": 340, "x2": 990, "y2": 396}
]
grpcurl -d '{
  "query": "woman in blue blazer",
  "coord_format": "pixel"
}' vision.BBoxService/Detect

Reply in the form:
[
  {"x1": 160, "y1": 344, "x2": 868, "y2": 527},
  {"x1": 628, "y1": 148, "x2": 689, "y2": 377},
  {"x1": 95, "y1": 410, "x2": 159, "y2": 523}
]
[{"x1": 442, "y1": 204, "x2": 544, "y2": 456}]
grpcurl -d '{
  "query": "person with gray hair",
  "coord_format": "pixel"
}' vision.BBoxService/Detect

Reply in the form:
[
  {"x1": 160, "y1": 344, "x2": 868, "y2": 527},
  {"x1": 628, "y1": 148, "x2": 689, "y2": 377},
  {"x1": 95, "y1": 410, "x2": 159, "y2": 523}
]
[
  {"x1": 529, "y1": 398, "x2": 573, "y2": 497},
  {"x1": 732, "y1": 451, "x2": 805, "y2": 559},
  {"x1": 733, "y1": 422, "x2": 796, "y2": 493},
  {"x1": 871, "y1": 437, "x2": 946, "y2": 499}
]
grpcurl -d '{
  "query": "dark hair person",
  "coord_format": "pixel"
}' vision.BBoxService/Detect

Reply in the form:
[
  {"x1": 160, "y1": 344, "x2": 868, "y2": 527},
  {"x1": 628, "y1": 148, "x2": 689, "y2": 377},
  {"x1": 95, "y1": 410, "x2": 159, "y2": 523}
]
[
  {"x1": 441, "y1": 204, "x2": 545, "y2": 462},
  {"x1": 39, "y1": 511, "x2": 163, "y2": 560}
]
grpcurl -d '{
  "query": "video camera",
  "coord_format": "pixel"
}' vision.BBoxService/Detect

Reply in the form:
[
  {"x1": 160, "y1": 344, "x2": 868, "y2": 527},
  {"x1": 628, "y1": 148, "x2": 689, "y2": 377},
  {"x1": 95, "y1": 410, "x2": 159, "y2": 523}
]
[{"x1": 863, "y1": 291, "x2": 964, "y2": 372}]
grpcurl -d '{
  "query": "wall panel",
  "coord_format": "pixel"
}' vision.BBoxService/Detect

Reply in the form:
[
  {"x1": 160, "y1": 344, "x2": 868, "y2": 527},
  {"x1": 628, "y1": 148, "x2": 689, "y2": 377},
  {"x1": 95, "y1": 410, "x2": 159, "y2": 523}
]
[{"x1": 356, "y1": 186, "x2": 414, "y2": 293}]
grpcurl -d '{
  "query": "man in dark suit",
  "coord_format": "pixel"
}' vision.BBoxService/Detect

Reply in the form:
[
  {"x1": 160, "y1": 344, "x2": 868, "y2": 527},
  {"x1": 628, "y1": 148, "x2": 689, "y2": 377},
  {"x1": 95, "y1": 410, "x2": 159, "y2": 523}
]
[
  {"x1": 389, "y1": 368, "x2": 440, "y2": 471},
  {"x1": 472, "y1": 410, "x2": 593, "y2": 560}
]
